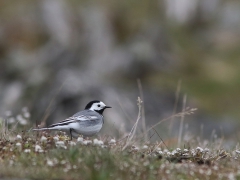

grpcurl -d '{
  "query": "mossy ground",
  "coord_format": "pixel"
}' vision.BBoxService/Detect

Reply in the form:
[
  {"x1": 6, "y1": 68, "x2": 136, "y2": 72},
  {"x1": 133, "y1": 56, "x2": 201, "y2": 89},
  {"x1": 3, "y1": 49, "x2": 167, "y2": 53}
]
[{"x1": 0, "y1": 131, "x2": 239, "y2": 180}]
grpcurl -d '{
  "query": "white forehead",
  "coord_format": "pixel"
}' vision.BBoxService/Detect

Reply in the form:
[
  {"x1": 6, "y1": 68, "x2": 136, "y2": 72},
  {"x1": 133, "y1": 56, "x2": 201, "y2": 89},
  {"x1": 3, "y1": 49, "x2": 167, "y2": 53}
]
[{"x1": 99, "y1": 101, "x2": 106, "y2": 106}]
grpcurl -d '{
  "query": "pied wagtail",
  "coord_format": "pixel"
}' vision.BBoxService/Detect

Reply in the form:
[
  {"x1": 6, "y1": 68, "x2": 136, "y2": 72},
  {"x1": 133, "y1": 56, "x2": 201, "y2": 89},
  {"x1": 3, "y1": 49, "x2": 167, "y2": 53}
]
[{"x1": 33, "y1": 100, "x2": 111, "y2": 140}]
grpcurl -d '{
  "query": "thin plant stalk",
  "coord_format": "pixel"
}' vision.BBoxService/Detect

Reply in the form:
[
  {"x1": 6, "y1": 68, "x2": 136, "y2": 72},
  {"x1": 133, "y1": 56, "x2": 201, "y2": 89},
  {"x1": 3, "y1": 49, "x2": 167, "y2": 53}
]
[
  {"x1": 117, "y1": 97, "x2": 135, "y2": 124},
  {"x1": 37, "y1": 81, "x2": 66, "y2": 128},
  {"x1": 152, "y1": 127, "x2": 169, "y2": 150},
  {"x1": 169, "y1": 79, "x2": 182, "y2": 136},
  {"x1": 133, "y1": 107, "x2": 197, "y2": 144},
  {"x1": 122, "y1": 97, "x2": 142, "y2": 150},
  {"x1": 177, "y1": 94, "x2": 187, "y2": 147},
  {"x1": 137, "y1": 79, "x2": 147, "y2": 141}
]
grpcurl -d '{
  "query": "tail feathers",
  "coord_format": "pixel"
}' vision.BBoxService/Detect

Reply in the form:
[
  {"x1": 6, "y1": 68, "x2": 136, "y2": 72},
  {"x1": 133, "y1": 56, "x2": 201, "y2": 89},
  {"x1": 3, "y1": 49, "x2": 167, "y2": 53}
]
[{"x1": 32, "y1": 128, "x2": 50, "y2": 131}]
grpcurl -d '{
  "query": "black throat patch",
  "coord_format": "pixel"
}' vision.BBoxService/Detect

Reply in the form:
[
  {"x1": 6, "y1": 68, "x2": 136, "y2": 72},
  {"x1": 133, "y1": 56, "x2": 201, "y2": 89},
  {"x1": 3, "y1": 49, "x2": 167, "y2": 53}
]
[{"x1": 94, "y1": 108, "x2": 105, "y2": 115}]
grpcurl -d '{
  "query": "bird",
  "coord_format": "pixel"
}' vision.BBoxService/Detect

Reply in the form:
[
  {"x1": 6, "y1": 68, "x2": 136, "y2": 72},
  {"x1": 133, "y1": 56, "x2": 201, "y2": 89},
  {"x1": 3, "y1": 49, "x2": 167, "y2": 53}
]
[{"x1": 33, "y1": 100, "x2": 111, "y2": 140}]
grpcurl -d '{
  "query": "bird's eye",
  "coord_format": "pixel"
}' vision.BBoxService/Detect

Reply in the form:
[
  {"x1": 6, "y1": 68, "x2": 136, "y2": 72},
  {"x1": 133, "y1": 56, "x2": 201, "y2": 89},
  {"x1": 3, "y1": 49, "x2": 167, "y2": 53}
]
[{"x1": 98, "y1": 105, "x2": 100, "y2": 107}]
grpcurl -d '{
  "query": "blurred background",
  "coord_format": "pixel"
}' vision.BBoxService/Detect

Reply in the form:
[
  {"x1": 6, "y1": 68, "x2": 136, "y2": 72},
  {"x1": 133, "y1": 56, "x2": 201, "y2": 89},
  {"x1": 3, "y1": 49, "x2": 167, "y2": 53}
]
[{"x1": 0, "y1": 0, "x2": 240, "y2": 146}]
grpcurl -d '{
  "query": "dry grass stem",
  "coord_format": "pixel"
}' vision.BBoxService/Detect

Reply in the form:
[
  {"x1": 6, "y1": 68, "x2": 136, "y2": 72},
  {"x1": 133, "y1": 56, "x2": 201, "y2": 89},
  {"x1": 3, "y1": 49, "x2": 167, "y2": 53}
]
[
  {"x1": 152, "y1": 127, "x2": 169, "y2": 150},
  {"x1": 122, "y1": 97, "x2": 142, "y2": 150},
  {"x1": 137, "y1": 79, "x2": 147, "y2": 141},
  {"x1": 38, "y1": 81, "x2": 66, "y2": 128},
  {"x1": 178, "y1": 94, "x2": 187, "y2": 147},
  {"x1": 169, "y1": 79, "x2": 182, "y2": 135}
]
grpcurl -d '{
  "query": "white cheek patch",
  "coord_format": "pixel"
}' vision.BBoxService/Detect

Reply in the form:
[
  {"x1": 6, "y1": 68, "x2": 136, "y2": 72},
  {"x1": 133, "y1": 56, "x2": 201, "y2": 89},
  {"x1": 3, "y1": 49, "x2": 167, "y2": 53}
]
[
  {"x1": 90, "y1": 103, "x2": 104, "y2": 111},
  {"x1": 94, "y1": 105, "x2": 101, "y2": 110}
]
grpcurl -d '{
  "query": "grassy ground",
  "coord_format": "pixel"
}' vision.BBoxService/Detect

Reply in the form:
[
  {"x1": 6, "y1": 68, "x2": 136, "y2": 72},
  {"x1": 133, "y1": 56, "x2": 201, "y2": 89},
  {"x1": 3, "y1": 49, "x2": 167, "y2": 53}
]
[
  {"x1": 0, "y1": 131, "x2": 239, "y2": 180},
  {"x1": 0, "y1": 101, "x2": 239, "y2": 180}
]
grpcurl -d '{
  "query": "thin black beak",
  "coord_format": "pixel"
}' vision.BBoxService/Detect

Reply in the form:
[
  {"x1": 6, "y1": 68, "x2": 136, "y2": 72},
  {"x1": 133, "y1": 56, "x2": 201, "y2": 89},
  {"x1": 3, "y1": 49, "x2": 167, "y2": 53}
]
[{"x1": 105, "y1": 106, "x2": 112, "y2": 109}]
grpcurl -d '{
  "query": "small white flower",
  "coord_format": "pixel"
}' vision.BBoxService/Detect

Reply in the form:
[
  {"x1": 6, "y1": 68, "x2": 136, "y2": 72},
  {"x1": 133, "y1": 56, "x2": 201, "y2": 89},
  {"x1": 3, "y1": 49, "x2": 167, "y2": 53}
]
[
  {"x1": 228, "y1": 173, "x2": 235, "y2": 180},
  {"x1": 93, "y1": 139, "x2": 98, "y2": 145},
  {"x1": 16, "y1": 135, "x2": 22, "y2": 140},
  {"x1": 23, "y1": 112, "x2": 30, "y2": 118},
  {"x1": 63, "y1": 164, "x2": 72, "y2": 172},
  {"x1": 35, "y1": 145, "x2": 44, "y2": 153},
  {"x1": 82, "y1": 140, "x2": 92, "y2": 145},
  {"x1": 131, "y1": 145, "x2": 139, "y2": 151},
  {"x1": 16, "y1": 142, "x2": 22, "y2": 150},
  {"x1": 16, "y1": 142, "x2": 22, "y2": 147},
  {"x1": 97, "y1": 140, "x2": 103, "y2": 145},
  {"x1": 235, "y1": 150, "x2": 240, "y2": 154},
  {"x1": 93, "y1": 139, "x2": 103, "y2": 146},
  {"x1": 135, "y1": 147, "x2": 139, "y2": 151},
  {"x1": 142, "y1": 145, "x2": 148, "y2": 150},
  {"x1": 24, "y1": 149, "x2": 31, "y2": 153},
  {"x1": 206, "y1": 169, "x2": 212, "y2": 176},
  {"x1": 196, "y1": 147, "x2": 203, "y2": 152},
  {"x1": 176, "y1": 148, "x2": 181, "y2": 152},
  {"x1": 191, "y1": 149, "x2": 196, "y2": 156},
  {"x1": 171, "y1": 150, "x2": 177, "y2": 156},
  {"x1": 47, "y1": 159, "x2": 54, "y2": 167},
  {"x1": 61, "y1": 160, "x2": 66, "y2": 165},
  {"x1": 20, "y1": 119, "x2": 28, "y2": 125},
  {"x1": 165, "y1": 170, "x2": 170, "y2": 174},
  {"x1": 5, "y1": 110, "x2": 12, "y2": 117},
  {"x1": 77, "y1": 137, "x2": 84, "y2": 143},
  {"x1": 204, "y1": 148, "x2": 210, "y2": 153},
  {"x1": 87, "y1": 140, "x2": 92, "y2": 144},
  {"x1": 82, "y1": 141, "x2": 88, "y2": 145},
  {"x1": 22, "y1": 107, "x2": 30, "y2": 118},
  {"x1": 53, "y1": 136, "x2": 59, "y2": 141},
  {"x1": 213, "y1": 165, "x2": 219, "y2": 171},
  {"x1": 55, "y1": 141, "x2": 65, "y2": 146},
  {"x1": 8, "y1": 117, "x2": 15, "y2": 124},
  {"x1": 17, "y1": 115, "x2": 28, "y2": 125},
  {"x1": 157, "y1": 150, "x2": 163, "y2": 155},
  {"x1": 40, "y1": 136, "x2": 47, "y2": 142},
  {"x1": 163, "y1": 149, "x2": 169, "y2": 153},
  {"x1": 69, "y1": 141, "x2": 76, "y2": 146},
  {"x1": 109, "y1": 139, "x2": 116, "y2": 144},
  {"x1": 183, "y1": 149, "x2": 189, "y2": 153},
  {"x1": 55, "y1": 141, "x2": 67, "y2": 149}
]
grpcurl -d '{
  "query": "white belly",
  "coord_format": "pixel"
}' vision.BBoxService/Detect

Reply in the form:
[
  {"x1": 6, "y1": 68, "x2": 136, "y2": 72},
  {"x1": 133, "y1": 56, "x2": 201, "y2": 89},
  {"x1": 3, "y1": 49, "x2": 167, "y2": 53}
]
[{"x1": 72, "y1": 123, "x2": 103, "y2": 136}]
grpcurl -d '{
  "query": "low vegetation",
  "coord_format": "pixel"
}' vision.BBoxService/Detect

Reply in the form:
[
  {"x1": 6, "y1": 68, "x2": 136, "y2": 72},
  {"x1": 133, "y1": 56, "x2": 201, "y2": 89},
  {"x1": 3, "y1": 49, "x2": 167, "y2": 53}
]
[
  {"x1": 0, "y1": 101, "x2": 239, "y2": 180},
  {"x1": 0, "y1": 132, "x2": 239, "y2": 180}
]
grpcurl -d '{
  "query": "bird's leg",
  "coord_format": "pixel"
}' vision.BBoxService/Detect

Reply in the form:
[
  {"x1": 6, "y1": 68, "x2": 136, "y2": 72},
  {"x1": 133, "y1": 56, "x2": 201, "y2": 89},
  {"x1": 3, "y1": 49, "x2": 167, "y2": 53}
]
[{"x1": 69, "y1": 128, "x2": 73, "y2": 141}]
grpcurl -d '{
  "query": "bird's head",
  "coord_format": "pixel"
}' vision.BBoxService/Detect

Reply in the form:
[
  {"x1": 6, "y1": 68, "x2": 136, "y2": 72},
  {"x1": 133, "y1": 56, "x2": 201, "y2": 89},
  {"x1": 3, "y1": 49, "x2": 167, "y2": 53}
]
[{"x1": 85, "y1": 100, "x2": 111, "y2": 114}]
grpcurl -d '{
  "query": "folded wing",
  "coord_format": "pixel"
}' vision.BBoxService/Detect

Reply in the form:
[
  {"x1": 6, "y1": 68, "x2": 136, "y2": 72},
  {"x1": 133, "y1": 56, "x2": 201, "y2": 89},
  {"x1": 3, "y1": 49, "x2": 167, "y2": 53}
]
[{"x1": 49, "y1": 115, "x2": 98, "y2": 128}]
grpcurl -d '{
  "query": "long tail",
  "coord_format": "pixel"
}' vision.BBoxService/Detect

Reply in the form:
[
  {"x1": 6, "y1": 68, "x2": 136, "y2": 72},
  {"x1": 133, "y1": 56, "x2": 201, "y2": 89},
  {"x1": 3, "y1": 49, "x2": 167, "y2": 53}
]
[{"x1": 32, "y1": 128, "x2": 50, "y2": 131}]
